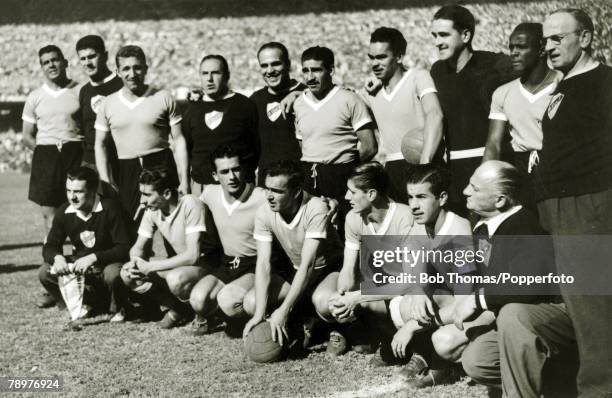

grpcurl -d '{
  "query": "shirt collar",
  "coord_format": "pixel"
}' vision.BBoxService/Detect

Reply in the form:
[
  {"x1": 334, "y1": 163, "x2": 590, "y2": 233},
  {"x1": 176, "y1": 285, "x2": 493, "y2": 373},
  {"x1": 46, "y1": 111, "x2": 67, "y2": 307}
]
[
  {"x1": 202, "y1": 91, "x2": 235, "y2": 102},
  {"x1": 473, "y1": 205, "x2": 522, "y2": 237},
  {"x1": 90, "y1": 72, "x2": 117, "y2": 87},
  {"x1": 563, "y1": 52, "x2": 600, "y2": 80},
  {"x1": 65, "y1": 195, "x2": 103, "y2": 221}
]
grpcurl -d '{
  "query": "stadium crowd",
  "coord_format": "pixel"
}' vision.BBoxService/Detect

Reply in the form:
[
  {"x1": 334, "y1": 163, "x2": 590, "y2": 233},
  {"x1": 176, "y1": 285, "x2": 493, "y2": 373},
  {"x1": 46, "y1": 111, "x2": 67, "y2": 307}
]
[{"x1": 9, "y1": 1, "x2": 612, "y2": 398}]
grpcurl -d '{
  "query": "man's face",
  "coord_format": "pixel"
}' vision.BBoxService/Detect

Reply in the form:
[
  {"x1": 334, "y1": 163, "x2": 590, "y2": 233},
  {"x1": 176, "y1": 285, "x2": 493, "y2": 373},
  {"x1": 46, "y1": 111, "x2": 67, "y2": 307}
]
[
  {"x1": 345, "y1": 179, "x2": 372, "y2": 214},
  {"x1": 431, "y1": 18, "x2": 469, "y2": 61},
  {"x1": 302, "y1": 59, "x2": 333, "y2": 96},
  {"x1": 39, "y1": 51, "x2": 67, "y2": 82},
  {"x1": 258, "y1": 48, "x2": 290, "y2": 91},
  {"x1": 117, "y1": 56, "x2": 147, "y2": 92},
  {"x1": 213, "y1": 156, "x2": 244, "y2": 196},
  {"x1": 66, "y1": 179, "x2": 95, "y2": 211},
  {"x1": 139, "y1": 184, "x2": 167, "y2": 211},
  {"x1": 78, "y1": 48, "x2": 107, "y2": 78},
  {"x1": 200, "y1": 58, "x2": 229, "y2": 98},
  {"x1": 543, "y1": 12, "x2": 585, "y2": 71},
  {"x1": 368, "y1": 42, "x2": 401, "y2": 82},
  {"x1": 407, "y1": 182, "x2": 444, "y2": 225},
  {"x1": 264, "y1": 175, "x2": 297, "y2": 213},
  {"x1": 509, "y1": 32, "x2": 542, "y2": 74},
  {"x1": 463, "y1": 166, "x2": 499, "y2": 217}
]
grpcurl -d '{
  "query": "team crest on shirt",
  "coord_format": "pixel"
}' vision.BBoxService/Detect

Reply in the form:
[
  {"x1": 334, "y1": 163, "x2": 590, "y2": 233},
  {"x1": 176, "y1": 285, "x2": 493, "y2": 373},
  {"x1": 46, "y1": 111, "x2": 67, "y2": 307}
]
[
  {"x1": 90, "y1": 95, "x2": 104, "y2": 114},
  {"x1": 546, "y1": 93, "x2": 564, "y2": 120},
  {"x1": 266, "y1": 102, "x2": 282, "y2": 122},
  {"x1": 205, "y1": 111, "x2": 223, "y2": 130},
  {"x1": 80, "y1": 230, "x2": 96, "y2": 249}
]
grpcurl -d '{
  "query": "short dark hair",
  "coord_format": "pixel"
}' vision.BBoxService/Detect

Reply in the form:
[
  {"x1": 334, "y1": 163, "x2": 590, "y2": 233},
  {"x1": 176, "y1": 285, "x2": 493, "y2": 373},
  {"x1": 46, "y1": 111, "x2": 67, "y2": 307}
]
[
  {"x1": 115, "y1": 45, "x2": 146, "y2": 68},
  {"x1": 370, "y1": 27, "x2": 407, "y2": 56},
  {"x1": 433, "y1": 5, "x2": 476, "y2": 48},
  {"x1": 406, "y1": 163, "x2": 451, "y2": 198},
  {"x1": 551, "y1": 8, "x2": 594, "y2": 53},
  {"x1": 511, "y1": 22, "x2": 543, "y2": 48},
  {"x1": 301, "y1": 46, "x2": 335, "y2": 70},
  {"x1": 200, "y1": 54, "x2": 230, "y2": 80},
  {"x1": 38, "y1": 45, "x2": 64, "y2": 60},
  {"x1": 67, "y1": 166, "x2": 99, "y2": 193},
  {"x1": 138, "y1": 169, "x2": 177, "y2": 194},
  {"x1": 264, "y1": 160, "x2": 304, "y2": 192},
  {"x1": 76, "y1": 35, "x2": 105, "y2": 54},
  {"x1": 258, "y1": 42, "x2": 291, "y2": 67},
  {"x1": 349, "y1": 162, "x2": 389, "y2": 195},
  {"x1": 210, "y1": 144, "x2": 242, "y2": 172}
]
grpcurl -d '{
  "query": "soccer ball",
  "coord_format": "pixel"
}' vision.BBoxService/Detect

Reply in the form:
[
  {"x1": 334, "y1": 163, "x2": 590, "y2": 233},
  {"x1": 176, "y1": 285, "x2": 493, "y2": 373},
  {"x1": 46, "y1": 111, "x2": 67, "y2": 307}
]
[
  {"x1": 400, "y1": 127, "x2": 424, "y2": 164},
  {"x1": 244, "y1": 322, "x2": 289, "y2": 363}
]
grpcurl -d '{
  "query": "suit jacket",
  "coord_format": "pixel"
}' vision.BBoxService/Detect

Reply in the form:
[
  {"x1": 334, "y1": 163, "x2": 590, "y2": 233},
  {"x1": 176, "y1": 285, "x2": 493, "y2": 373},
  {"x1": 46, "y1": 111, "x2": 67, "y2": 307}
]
[{"x1": 480, "y1": 207, "x2": 560, "y2": 311}]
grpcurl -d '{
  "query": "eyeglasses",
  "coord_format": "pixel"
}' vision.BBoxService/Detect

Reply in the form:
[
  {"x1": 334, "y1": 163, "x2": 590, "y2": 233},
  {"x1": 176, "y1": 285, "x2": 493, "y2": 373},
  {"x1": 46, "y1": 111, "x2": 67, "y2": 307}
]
[{"x1": 544, "y1": 30, "x2": 581, "y2": 46}]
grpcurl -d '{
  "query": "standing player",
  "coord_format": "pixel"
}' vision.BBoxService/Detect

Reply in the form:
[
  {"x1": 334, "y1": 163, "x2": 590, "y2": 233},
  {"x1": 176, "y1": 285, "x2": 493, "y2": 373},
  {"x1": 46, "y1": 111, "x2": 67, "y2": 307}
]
[
  {"x1": 364, "y1": 27, "x2": 444, "y2": 203},
  {"x1": 182, "y1": 55, "x2": 258, "y2": 193},
  {"x1": 76, "y1": 35, "x2": 122, "y2": 172},
  {"x1": 430, "y1": 5, "x2": 514, "y2": 216},
  {"x1": 120, "y1": 169, "x2": 215, "y2": 328},
  {"x1": 95, "y1": 45, "x2": 190, "y2": 235},
  {"x1": 483, "y1": 23, "x2": 561, "y2": 209},
  {"x1": 243, "y1": 160, "x2": 344, "y2": 349},
  {"x1": 250, "y1": 42, "x2": 305, "y2": 185},
  {"x1": 22, "y1": 45, "x2": 83, "y2": 237},
  {"x1": 188, "y1": 145, "x2": 266, "y2": 335},
  {"x1": 293, "y1": 46, "x2": 377, "y2": 226}
]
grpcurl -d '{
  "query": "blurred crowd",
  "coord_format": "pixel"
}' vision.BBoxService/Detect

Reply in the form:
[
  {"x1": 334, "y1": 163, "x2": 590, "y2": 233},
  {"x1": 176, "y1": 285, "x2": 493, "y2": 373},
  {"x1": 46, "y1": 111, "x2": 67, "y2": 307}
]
[{"x1": 0, "y1": 0, "x2": 609, "y2": 100}]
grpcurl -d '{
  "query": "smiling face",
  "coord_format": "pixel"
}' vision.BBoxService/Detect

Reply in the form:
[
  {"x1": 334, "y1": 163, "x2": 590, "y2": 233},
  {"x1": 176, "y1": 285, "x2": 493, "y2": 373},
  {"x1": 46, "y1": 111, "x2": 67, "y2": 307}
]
[
  {"x1": 431, "y1": 18, "x2": 469, "y2": 61},
  {"x1": 200, "y1": 58, "x2": 229, "y2": 99},
  {"x1": 117, "y1": 56, "x2": 147, "y2": 93},
  {"x1": 258, "y1": 47, "x2": 290, "y2": 92},
  {"x1": 368, "y1": 41, "x2": 402, "y2": 83},
  {"x1": 302, "y1": 59, "x2": 333, "y2": 96},
  {"x1": 40, "y1": 51, "x2": 67, "y2": 83},
  {"x1": 543, "y1": 12, "x2": 587, "y2": 72},
  {"x1": 213, "y1": 156, "x2": 245, "y2": 196},
  {"x1": 66, "y1": 178, "x2": 95, "y2": 212},
  {"x1": 407, "y1": 182, "x2": 446, "y2": 225},
  {"x1": 509, "y1": 32, "x2": 542, "y2": 74}
]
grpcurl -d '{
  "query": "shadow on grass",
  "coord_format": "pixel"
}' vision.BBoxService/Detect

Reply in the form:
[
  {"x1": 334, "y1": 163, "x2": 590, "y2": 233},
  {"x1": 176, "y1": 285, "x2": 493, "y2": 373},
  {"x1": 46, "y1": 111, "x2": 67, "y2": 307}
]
[
  {"x1": 0, "y1": 242, "x2": 42, "y2": 251},
  {"x1": 0, "y1": 263, "x2": 38, "y2": 274}
]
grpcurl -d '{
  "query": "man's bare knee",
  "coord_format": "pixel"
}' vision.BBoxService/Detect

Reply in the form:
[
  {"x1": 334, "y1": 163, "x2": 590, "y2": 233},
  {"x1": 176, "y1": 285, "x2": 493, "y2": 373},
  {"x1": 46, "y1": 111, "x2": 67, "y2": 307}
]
[
  {"x1": 242, "y1": 289, "x2": 256, "y2": 316},
  {"x1": 217, "y1": 284, "x2": 248, "y2": 318}
]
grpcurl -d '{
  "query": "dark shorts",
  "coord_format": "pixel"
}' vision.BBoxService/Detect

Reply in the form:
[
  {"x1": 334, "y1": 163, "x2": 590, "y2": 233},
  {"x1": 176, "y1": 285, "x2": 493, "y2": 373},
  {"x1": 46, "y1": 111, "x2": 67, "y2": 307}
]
[
  {"x1": 209, "y1": 255, "x2": 256, "y2": 284},
  {"x1": 274, "y1": 260, "x2": 340, "y2": 288},
  {"x1": 511, "y1": 151, "x2": 537, "y2": 211},
  {"x1": 29, "y1": 142, "x2": 83, "y2": 207}
]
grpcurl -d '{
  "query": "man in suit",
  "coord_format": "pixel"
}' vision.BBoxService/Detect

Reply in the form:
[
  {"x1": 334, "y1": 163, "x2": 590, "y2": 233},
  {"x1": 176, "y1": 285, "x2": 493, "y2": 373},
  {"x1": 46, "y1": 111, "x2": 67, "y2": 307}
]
[{"x1": 453, "y1": 160, "x2": 575, "y2": 397}]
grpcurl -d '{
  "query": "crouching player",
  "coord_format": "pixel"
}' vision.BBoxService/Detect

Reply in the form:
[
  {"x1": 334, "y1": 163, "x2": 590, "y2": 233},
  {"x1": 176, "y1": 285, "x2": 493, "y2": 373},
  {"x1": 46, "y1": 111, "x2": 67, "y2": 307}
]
[
  {"x1": 39, "y1": 167, "x2": 130, "y2": 320},
  {"x1": 324, "y1": 162, "x2": 425, "y2": 355},
  {"x1": 120, "y1": 169, "x2": 218, "y2": 328},
  {"x1": 243, "y1": 160, "x2": 344, "y2": 350},
  {"x1": 189, "y1": 145, "x2": 266, "y2": 335},
  {"x1": 387, "y1": 164, "x2": 487, "y2": 389}
]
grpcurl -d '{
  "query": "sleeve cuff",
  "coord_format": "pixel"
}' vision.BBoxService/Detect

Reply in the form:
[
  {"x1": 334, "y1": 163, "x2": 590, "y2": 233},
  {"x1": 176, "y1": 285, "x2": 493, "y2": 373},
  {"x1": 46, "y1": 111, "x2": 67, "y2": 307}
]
[
  {"x1": 345, "y1": 241, "x2": 360, "y2": 251},
  {"x1": 418, "y1": 87, "x2": 437, "y2": 99},
  {"x1": 94, "y1": 123, "x2": 110, "y2": 132},
  {"x1": 21, "y1": 115, "x2": 36, "y2": 124},
  {"x1": 353, "y1": 117, "x2": 373, "y2": 131},
  {"x1": 478, "y1": 287, "x2": 488, "y2": 310},
  {"x1": 488, "y1": 112, "x2": 508, "y2": 121},
  {"x1": 186, "y1": 226, "x2": 206, "y2": 234},
  {"x1": 170, "y1": 116, "x2": 183, "y2": 126},
  {"x1": 137, "y1": 229, "x2": 153, "y2": 239},
  {"x1": 305, "y1": 231, "x2": 326, "y2": 239},
  {"x1": 254, "y1": 233, "x2": 273, "y2": 242}
]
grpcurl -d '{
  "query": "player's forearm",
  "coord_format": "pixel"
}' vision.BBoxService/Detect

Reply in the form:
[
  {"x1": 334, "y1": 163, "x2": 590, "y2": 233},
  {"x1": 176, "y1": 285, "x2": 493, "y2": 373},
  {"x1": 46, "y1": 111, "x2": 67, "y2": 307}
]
[
  {"x1": 482, "y1": 120, "x2": 506, "y2": 162},
  {"x1": 147, "y1": 249, "x2": 198, "y2": 273},
  {"x1": 172, "y1": 134, "x2": 190, "y2": 187},
  {"x1": 357, "y1": 130, "x2": 378, "y2": 161},
  {"x1": 95, "y1": 138, "x2": 112, "y2": 183},
  {"x1": 278, "y1": 263, "x2": 314, "y2": 314},
  {"x1": 253, "y1": 260, "x2": 272, "y2": 319},
  {"x1": 358, "y1": 294, "x2": 397, "y2": 304},
  {"x1": 419, "y1": 109, "x2": 443, "y2": 164}
]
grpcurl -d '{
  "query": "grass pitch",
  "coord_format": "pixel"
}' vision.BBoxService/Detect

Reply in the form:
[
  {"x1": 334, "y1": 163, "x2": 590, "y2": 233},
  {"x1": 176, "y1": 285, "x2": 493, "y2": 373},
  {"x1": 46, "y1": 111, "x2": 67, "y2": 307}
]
[{"x1": 0, "y1": 173, "x2": 487, "y2": 397}]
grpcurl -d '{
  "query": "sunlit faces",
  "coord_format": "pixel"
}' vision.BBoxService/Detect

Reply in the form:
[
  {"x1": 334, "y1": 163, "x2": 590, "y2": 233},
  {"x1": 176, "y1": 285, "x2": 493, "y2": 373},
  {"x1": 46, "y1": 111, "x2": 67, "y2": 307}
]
[
  {"x1": 407, "y1": 182, "x2": 446, "y2": 225},
  {"x1": 264, "y1": 175, "x2": 299, "y2": 213},
  {"x1": 213, "y1": 156, "x2": 245, "y2": 196},
  {"x1": 200, "y1": 58, "x2": 229, "y2": 99},
  {"x1": 302, "y1": 59, "x2": 333, "y2": 97},
  {"x1": 258, "y1": 47, "x2": 290, "y2": 91},
  {"x1": 39, "y1": 51, "x2": 67, "y2": 82},
  {"x1": 117, "y1": 56, "x2": 147, "y2": 93},
  {"x1": 345, "y1": 179, "x2": 374, "y2": 214},
  {"x1": 368, "y1": 42, "x2": 402, "y2": 82},
  {"x1": 431, "y1": 18, "x2": 470, "y2": 61},
  {"x1": 543, "y1": 12, "x2": 587, "y2": 71},
  {"x1": 509, "y1": 32, "x2": 543, "y2": 74},
  {"x1": 78, "y1": 48, "x2": 107, "y2": 78},
  {"x1": 66, "y1": 178, "x2": 95, "y2": 212}
]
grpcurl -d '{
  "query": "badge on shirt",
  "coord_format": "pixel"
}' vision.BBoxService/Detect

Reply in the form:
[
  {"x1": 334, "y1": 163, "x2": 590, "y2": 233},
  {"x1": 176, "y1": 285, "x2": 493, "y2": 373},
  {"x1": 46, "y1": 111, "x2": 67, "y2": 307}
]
[
  {"x1": 266, "y1": 102, "x2": 282, "y2": 122},
  {"x1": 546, "y1": 93, "x2": 564, "y2": 120},
  {"x1": 90, "y1": 95, "x2": 104, "y2": 114},
  {"x1": 80, "y1": 230, "x2": 96, "y2": 249},
  {"x1": 205, "y1": 111, "x2": 223, "y2": 130}
]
